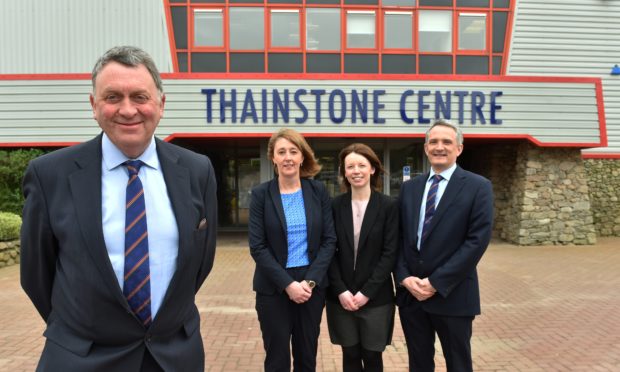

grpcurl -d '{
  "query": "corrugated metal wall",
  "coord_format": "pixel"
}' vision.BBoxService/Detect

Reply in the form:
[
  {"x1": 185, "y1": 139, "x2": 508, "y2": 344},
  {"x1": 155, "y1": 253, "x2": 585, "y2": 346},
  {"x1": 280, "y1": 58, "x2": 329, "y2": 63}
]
[
  {"x1": 509, "y1": 0, "x2": 620, "y2": 154},
  {"x1": 0, "y1": 0, "x2": 172, "y2": 74}
]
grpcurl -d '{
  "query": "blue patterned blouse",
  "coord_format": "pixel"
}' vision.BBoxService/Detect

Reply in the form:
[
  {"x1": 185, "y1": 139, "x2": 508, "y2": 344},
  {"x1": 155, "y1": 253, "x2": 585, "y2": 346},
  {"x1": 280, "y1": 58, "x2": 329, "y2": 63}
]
[{"x1": 282, "y1": 189, "x2": 310, "y2": 268}]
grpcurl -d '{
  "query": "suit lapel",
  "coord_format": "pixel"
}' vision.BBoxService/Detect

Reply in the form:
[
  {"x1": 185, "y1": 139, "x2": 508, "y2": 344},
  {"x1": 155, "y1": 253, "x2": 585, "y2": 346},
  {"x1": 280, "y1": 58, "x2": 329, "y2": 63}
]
[
  {"x1": 156, "y1": 139, "x2": 193, "y2": 305},
  {"x1": 424, "y1": 166, "x2": 466, "y2": 239},
  {"x1": 68, "y1": 135, "x2": 130, "y2": 310},
  {"x1": 341, "y1": 193, "x2": 355, "y2": 251},
  {"x1": 411, "y1": 173, "x2": 428, "y2": 232},
  {"x1": 269, "y1": 178, "x2": 287, "y2": 235}
]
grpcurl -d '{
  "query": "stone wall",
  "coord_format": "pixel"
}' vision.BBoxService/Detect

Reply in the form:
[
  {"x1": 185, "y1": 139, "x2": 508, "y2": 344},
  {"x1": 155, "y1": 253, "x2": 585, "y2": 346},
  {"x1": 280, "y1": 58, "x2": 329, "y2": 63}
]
[
  {"x1": 584, "y1": 159, "x2": 620, "y2": 236},
  {"x1": 0, "y1": 239, "x2": 19, "y2": 268},
  {"x1": 466, "y1": 142, "x2": 596, "y2": 245}
]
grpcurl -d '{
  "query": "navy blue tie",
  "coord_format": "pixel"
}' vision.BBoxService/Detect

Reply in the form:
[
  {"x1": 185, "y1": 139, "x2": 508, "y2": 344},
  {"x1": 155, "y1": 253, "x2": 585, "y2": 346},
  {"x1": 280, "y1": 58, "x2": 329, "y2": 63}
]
[
  {"x1": 123, "y1": 160, "x2": 151, "y2": 327},
  {"x1": 421, "y1": 174, "x2": 443, "y2": 246}
]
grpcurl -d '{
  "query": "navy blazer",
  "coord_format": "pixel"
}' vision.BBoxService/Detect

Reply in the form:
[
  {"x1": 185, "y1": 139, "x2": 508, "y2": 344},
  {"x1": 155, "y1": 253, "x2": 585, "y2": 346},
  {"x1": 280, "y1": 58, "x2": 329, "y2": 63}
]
[
  {"x1": 327, "y1": 191, "x2": 398, "y2": 307},
  {"x1": 394, "y1": 166, "x2": 493, "y2": 317},
  {"x1": 248, "y1": 178, "x2": 337, "y2": 294},
  {"x1": 20, "y1": 135, "x2": 217, "y2": 371}
]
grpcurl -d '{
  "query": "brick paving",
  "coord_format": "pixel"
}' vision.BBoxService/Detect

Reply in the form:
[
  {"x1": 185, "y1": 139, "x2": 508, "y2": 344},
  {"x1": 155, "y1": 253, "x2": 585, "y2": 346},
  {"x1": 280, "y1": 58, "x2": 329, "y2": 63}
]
[{"x1": 1, "y1": 235, "x2": 619, "y2": 371}]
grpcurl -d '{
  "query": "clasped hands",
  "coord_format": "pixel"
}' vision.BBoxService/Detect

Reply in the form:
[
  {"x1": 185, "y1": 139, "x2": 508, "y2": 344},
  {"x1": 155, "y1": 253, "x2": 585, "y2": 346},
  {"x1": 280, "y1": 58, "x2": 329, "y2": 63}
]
[
  {"x1": 285, "y1": 281, "x2": 313, "y2": 304},
  {"x1": 401, "y1": 276, "x2": 436, "y2": 301},
  {"x1": 338, "y1": 290, "x2": 369, "y2": 312}
]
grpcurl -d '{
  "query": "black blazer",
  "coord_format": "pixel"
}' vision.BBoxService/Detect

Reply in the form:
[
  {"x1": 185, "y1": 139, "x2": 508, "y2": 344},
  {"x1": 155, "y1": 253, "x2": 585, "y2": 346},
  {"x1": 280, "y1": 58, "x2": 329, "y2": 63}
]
[
  {"x1": 394, "y1": 166, "x2": 494, "y2": 317},
  {"x1": 20, "y1": 134, "x2": 217, "y2": 371},
  {"x1": 248, "y1": 178, "x2": 337, "y2": 294},
  {"x1": 327, "y1": 191, "x2": 398, "y2": 307}
]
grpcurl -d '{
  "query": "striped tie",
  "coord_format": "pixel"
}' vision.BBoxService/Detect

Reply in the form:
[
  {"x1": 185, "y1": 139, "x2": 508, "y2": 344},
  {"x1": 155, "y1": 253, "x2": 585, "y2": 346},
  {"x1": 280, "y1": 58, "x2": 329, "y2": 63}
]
[
  {"x1": 123, "y1": 160, "x2": 151, "y2": 327},
  {"x1": 421, "y1": 174, "x2": 443, "y2": 247}
]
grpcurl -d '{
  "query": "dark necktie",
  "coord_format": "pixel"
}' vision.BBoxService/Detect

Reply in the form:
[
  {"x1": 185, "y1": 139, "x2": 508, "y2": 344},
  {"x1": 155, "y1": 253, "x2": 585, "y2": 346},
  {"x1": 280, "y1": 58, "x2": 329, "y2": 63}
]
[
  {"x1": 123, "y1": 160, "x2": 151, "y2": 327},
  {"x1": 421, "y1": 174, "x2": 443, "y2": 245}
]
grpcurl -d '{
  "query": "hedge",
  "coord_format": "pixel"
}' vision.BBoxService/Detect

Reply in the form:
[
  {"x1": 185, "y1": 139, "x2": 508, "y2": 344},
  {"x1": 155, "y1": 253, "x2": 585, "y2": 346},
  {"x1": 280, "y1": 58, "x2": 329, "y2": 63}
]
[
  {"x1": 0, "y1": 149, "x2": 46, "y2": 215},
  {"x1": 0, "y1": 212, "x2": 21, "y2": 241}
]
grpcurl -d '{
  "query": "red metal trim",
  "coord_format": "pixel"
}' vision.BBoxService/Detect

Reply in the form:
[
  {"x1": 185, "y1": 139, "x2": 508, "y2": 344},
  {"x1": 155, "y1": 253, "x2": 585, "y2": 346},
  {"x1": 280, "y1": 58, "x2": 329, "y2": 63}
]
[
  {"x1": 501, "y1": 0, "x2": 516, "y2": 75},
  {"x1": 582, "y1": 153, "x2": 620, "y2": 159},
  {"x1": 164, "y1": 0, "x2": 179, "y2": 72},
  {"x1": 595, "y1": 79, "x2": 609, "y2": 147}
]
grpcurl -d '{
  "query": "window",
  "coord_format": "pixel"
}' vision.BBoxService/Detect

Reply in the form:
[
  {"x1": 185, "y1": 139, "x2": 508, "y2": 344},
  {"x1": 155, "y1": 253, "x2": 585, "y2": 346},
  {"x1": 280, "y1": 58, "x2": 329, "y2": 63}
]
[
  {"x1": 194, "y1": 9, "x2": 224, "y2": 47},
  {"x1": 458, "y1": 13, "x2": 486, "y2": 50},
  {"x1": 270, "y1": 10, "x2": 300, "y2": 48},
  {"x1": 418, "y1": 10, "x2": 452, "y2": 52},
  {"x1": 382, "y1": 0, "x2": 415, "y2": 6},
  {"x1": 306, "y1": 8, "x2": 341, "y2": 51},
  {"x1": 384, "y1": 11, "x2": 413, "y2": 49},
  {"x1": 229, "y1": 7, "x2": 264, "y2": 50},
  {"x1": 347, "y1": 11, "x2": 376, "y2": 49}
]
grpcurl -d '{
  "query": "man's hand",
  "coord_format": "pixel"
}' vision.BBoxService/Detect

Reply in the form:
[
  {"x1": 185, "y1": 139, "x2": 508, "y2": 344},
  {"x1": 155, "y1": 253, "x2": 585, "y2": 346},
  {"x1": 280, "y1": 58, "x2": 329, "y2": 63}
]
[
  {"x1": 285, "y1": 281, "x2": 312, "y2": 304},
  {"x1": 401, "y1": 276, "x2": 435, "y2": 301},
  {"x1": 338, "y1": 291, "x2": 359, "y2": 311}
]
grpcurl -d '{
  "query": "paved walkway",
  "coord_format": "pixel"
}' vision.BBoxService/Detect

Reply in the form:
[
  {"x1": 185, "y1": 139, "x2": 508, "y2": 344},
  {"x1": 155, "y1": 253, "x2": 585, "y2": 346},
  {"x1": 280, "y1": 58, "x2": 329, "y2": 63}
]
[{"x1": 1, "y1": 236, "x2": 619, "y2": 371}]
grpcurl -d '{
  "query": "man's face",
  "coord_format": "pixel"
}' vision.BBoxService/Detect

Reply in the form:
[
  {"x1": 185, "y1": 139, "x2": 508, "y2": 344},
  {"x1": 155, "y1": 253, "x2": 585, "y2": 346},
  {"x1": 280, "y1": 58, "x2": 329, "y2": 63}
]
[
  {"x1": 90, "y1": 62, "x2": 165, "y2": 158},
  {"x1": 424, "y1": 125, "x2": 463, "y2": 173}
]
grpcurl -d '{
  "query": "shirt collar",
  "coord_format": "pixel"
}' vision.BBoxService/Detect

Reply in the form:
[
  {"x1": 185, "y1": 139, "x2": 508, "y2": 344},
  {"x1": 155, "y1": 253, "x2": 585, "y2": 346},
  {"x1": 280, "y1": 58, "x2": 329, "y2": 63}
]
[
  {"x1": 427, "y1": 163, "x2": 457, "y2": 183},
  {"x1": 101, "y1": 133, "x2": 159, "y2": 171}
]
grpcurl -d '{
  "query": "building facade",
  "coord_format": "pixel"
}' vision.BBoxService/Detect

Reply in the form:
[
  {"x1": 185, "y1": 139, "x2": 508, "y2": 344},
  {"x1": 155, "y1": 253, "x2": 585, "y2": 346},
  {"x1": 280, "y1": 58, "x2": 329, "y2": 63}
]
[{"x1": 1, "y1": 0, "x2": 619, "y2": 244}]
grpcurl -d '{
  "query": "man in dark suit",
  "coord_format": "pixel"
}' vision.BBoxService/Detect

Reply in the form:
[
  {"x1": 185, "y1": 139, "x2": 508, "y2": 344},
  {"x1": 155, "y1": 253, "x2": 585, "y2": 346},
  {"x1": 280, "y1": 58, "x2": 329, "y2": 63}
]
[
  {"x1": 20, "y1": 46, "x2": 217, "y2": 371},
  {"x1": 394, "y1": 119, "x2": 494, "y2": 372}
]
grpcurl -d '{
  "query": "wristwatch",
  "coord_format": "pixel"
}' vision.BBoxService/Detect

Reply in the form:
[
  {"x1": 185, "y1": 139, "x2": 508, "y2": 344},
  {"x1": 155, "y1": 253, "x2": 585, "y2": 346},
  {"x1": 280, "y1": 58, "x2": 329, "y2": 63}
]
[{"x1": 305, "y1": 280, "x2": 316, "y2": 289}]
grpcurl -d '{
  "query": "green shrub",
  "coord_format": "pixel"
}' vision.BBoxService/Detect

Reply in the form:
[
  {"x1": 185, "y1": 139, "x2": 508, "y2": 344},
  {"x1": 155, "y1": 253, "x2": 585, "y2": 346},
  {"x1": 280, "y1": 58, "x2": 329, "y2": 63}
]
[
  {"x1": 0, "y1": 149, "x2": 46, "y2": 215},
  {"x1": 0, "y1": 212, "x2": 21, "y2": 241}
]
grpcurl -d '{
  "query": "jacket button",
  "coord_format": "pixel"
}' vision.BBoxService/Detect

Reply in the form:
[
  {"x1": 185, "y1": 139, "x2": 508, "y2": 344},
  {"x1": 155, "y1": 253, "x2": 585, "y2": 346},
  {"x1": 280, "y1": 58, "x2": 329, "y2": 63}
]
[{"x1": 145, "y1": 334, "x2": 152, "y2": 343}]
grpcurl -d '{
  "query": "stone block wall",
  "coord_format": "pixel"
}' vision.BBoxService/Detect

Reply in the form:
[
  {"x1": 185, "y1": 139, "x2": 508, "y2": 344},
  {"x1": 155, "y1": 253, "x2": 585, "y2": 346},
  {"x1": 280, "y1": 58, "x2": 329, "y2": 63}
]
[
  {"x1": 584, "y1": 159, "x2": 620, "y2": 236},
  {"x1": 472, "y1": 142, "x2": 596, "y2": 245},
  {"x1": 0, "y1": 239, "x2": 19, "y2": 268}
]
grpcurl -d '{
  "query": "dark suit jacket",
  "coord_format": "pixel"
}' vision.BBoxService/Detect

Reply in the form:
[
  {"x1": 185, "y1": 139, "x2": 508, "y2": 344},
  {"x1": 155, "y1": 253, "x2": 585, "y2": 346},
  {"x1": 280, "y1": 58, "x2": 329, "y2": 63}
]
[
  {"x1": 394, "y1": 166, "x2": 493, "y2": 317},
  {"x1": 248, "y1": 178, "x2": 336, "y2": 294},
  {"x1": 20, "y1": 134, "x2": 217, "y2": 372},
  {"x1": 327, "y1": 191, "x2": 398, "y2": 307}
]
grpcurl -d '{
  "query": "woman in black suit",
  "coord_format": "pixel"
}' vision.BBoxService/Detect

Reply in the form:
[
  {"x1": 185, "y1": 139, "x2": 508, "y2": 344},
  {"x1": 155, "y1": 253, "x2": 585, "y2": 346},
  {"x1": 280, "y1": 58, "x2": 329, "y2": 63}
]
[
  {"x1": 327, "y1": 143, "x2": 399, "y2": 372},
  {"x1": 248, "y1": 128, "x2": 336, "y2": 372}
]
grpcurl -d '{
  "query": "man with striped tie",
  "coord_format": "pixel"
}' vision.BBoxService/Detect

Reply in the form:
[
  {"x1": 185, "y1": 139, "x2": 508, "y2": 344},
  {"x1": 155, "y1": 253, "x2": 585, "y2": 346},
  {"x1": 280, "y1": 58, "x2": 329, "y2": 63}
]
[
  {"x1": 394, "y1": 119, "x2": 494, "y2": 372},
  {"x1": 20, "y1": 46, "x2": 217, "y2": 371}
]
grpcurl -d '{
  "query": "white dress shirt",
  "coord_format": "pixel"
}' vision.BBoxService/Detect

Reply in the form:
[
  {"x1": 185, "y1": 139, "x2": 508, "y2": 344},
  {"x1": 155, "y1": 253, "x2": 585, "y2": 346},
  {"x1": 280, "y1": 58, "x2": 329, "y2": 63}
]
[
  {"x1": 101, "y1": 134, "x2": 179, "y2": 318},
  {"x1": 416, "y1": 163, "x2": 457, "y2": 250}
]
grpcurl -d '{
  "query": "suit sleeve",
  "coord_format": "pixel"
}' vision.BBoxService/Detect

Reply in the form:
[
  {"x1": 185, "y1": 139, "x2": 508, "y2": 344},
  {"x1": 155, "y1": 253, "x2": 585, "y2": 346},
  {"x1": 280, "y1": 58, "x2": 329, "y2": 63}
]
[
  {"x1": 327, "y1": 198, "x2": 347, "y2": 296},
  {"x1": 195, "y1": 156, "x2": 218, "y2": 291},
  {"x1": 429, "y1": 178, "x2": 494, "y2": 298},
  {"x1": 360, "y1": 197, "x2": 399, "y2": 299},
  {"x1": 20, "y1": 161, "x2": 58, "y2": 321},
  {"x1": 394, "y1": 182, "x2": 412, "y2": 284},
  {"x1": 248, "y1": 186, "x2": 295, "y2": 292},
  {"x1": 304, "y1": 182, "x2": 337, "y2": 284}
]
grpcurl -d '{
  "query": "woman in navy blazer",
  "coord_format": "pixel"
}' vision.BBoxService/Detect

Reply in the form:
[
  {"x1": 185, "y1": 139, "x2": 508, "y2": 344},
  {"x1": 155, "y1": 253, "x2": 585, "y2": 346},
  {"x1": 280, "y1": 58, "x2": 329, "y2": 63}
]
[
  {"x1": 249, "y1": 128, "x2": 337, "y2": 372},
  {"x1": 327, "y1": 143, "x2": 399, "y2": 372}
]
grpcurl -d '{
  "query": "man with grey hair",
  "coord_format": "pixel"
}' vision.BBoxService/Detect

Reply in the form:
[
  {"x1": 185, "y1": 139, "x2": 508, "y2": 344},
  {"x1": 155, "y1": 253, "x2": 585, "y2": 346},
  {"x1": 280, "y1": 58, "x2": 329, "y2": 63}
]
[
  {"x1": 395, "y1": 119, "x2": 494, "y2": 371},
  {"x1": 21, "y1": 46, "x2": 217, "y2": 371}
]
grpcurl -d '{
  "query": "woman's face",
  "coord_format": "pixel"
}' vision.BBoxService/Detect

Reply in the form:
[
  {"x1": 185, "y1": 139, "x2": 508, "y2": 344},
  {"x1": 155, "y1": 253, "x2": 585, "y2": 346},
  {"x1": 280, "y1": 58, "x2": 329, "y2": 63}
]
[
  {"x1": 272, "y1": 137, "x2": 304, "y2": 179},
  {"x1": 344, "y1": 152, "x2": 375, "y2": 191}
]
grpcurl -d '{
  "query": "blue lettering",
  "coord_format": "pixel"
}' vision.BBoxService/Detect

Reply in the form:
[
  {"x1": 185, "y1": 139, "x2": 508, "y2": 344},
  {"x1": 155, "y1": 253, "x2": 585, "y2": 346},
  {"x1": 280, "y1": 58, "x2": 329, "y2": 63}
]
[
  {"x1": 471, "y1": 91, "x2": 486, "y2": 124},
  {"x1": 272, "y1": 89, "x2": 290, "y2": 123},
  {"x1": 454, "y1": 91, "x2": 469, "y2": 124},
  {"x1": 201, "y1": 88, "x2": 216, "y2": 123},
  {"x1": 400, "y1": 90, "x2": 414, "y2": 124},
  {"x1": 240, "y1": 89, "x2": 258, "y2": 123},
  {"x1": 261, "y1": 89, "x2": 268, "y2": 123},
  {"x1": 310, "y1": 89, "x2": 326, "y2": 123},
  {"x1": 329, "y1": 89, "x2": 346, "y2": 124},
  {"x1": 351, "y1": 90, "x2": 368, "y2": 123},
  {"x1": 435, "y1": 91, "x2": 451, "y2": 120},
  {"x1": 490, "y1": 91, "x2": 503, "y2": 124},
  {"x1": 373, "y1": 90, "x2": 386, "y2": 124},
  {"x1": 418, "y1": 90, "x2": 431, "y2": 124},
  {"x1": 220, "y1": 89, "x2": 237, "y2": 123},
  {"x1": 294, "y1": 89, "x2": 308, "y2": 124}
]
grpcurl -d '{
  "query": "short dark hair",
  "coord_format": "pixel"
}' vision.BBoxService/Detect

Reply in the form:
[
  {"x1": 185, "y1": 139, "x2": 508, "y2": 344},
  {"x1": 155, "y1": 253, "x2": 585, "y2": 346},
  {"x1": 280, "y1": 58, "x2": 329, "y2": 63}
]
[
  {"x1": 338, "y1": 143, "x2": 384, "y2": 192},
  {"x1": 268, "y1": 128, "x2": 322, "y2": 178},
  {"x1": 425, "y1": 119, "x2": 463, "y2": 146},
  {"x1": 91, "y1": 46, "x2": 163, "y2": 94}
]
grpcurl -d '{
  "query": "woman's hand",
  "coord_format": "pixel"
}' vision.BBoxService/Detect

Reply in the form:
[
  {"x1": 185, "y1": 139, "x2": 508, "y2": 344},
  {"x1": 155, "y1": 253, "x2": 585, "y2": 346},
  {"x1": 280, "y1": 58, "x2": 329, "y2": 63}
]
[
  {"x1": 352, "y1": 292, "x2": 369, "y2": 308},
  {"x1": 338, "y1": 291, "x2": 359, "y2": 311}
]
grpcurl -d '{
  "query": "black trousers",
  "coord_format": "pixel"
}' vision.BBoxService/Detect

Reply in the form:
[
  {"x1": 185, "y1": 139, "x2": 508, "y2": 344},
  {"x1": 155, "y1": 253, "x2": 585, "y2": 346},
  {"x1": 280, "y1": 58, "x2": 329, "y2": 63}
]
[
  {"x1": 399, "y1": 305, "x2": 474, "y2": 372},
  {"x1": 255, "y1": 268, "x2": 325, "y2": 372}
]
